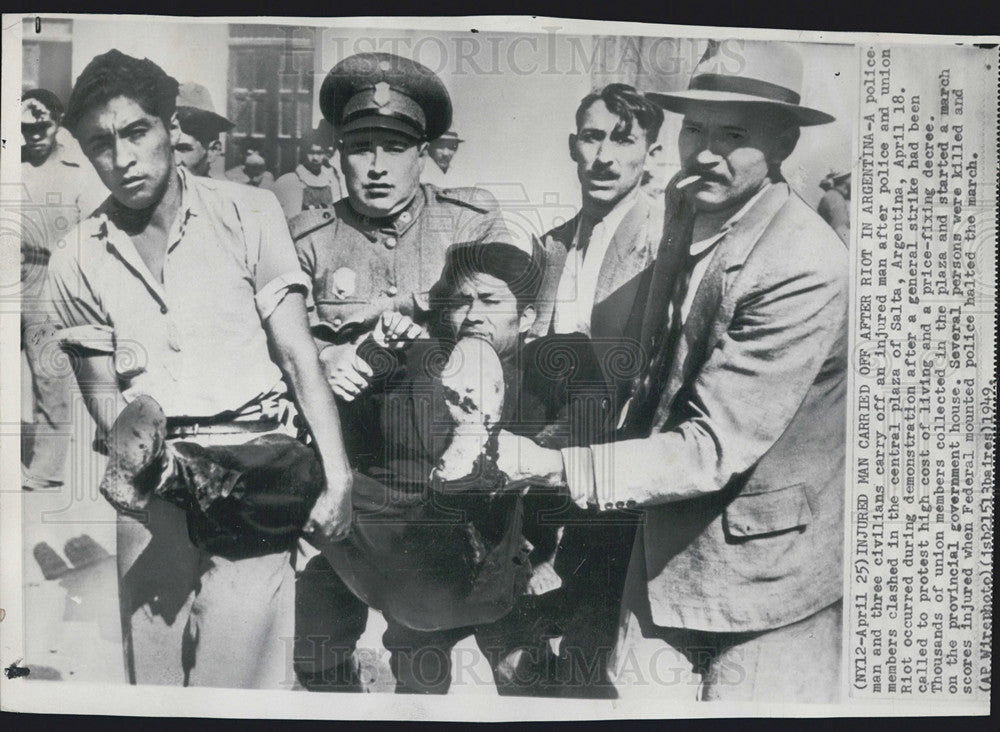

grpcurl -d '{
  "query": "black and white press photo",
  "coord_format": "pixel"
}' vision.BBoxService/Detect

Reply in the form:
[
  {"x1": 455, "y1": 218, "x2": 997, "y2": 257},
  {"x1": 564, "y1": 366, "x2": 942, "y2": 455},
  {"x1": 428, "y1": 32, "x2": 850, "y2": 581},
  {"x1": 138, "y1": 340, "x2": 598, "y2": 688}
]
[{"x1": 1, "y1": 13, "x2": 994, "y2": 721}]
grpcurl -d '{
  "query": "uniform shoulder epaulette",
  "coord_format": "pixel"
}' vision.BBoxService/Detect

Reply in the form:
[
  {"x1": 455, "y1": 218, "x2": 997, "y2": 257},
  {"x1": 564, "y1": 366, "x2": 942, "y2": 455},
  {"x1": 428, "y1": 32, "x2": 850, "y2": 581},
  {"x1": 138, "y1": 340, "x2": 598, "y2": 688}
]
[
  {"x1": 289, "y1": 206, "x2": 338, "y2": 240},
  {"x1": 431, "y1": 185, "x2": 494, "y2": 215}
]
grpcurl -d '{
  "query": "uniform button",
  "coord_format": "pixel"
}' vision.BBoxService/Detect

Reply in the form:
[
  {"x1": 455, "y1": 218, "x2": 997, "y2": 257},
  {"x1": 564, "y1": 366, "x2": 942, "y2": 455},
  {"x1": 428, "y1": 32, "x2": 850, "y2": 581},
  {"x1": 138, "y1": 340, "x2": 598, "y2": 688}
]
[
  {"x1": 386, "y1": 285, "x2": 398, "y2": 297},
  {"x1": 399, "y1": 211, "x2": 411, "y2": 224},
  {"x1": 322, "y1": 211, "x2": 332, "y2": 219},
  {"x1": 385, "y1": 236, "x2": 397, "y2": 249},
  {"x1": 332, "y1": 317, "x2": 343, "y2": 328},
  {"x1": 626, "y1": 500, "x2": 637, "y2": 508},
  {"x1": 604, "y1": 502, "x2": 614, "y2": 510},
  {"x1": 615, "y1": 501, "x2": 625, "y2": 509}
]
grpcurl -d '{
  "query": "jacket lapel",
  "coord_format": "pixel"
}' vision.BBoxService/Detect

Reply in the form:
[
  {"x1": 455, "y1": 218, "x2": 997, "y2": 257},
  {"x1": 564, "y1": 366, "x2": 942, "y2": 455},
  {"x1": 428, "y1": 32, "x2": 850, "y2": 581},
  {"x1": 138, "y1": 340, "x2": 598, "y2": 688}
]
[
  {"x1": 658, "y1": 183, "x2": 792, "y2": 416},
  {"x1": 531, "y1": 215, "x2": 576, "y2": 338},
  {"x1": 593, "y1": 194, "x2": 649, "y2": 304}
]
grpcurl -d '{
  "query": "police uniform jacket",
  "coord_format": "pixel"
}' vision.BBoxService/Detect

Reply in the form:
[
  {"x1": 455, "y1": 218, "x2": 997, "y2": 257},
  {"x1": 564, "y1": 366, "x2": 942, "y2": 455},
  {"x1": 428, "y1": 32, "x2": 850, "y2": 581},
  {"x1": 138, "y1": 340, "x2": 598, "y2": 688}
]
[{"x1": 290, "y1": 183, "x2": 511, "y2": 360}]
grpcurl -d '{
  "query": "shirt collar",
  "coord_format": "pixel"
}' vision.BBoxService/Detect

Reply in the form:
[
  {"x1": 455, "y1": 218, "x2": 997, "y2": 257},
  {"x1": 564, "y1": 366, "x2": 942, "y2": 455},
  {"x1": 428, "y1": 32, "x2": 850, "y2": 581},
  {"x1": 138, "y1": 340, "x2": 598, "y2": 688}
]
[
  {"x1": 344, "y1": 185, "x2": 424, "y2": 241},
  {"x1": 97, "y1": 167, "x2": 196, "y2": 259},
  {"x1": 575, "y1": 185, "x2": 642, "y2": 250},
  {"x1": 296, "y1": 163, "x2": 332, "y2": 188},
  {"x1": 168, "y1": 167, "x2": 197, "y2": 250},
  {"x1": 689, "y1": 181, "x2": 772, "y2": 257}
]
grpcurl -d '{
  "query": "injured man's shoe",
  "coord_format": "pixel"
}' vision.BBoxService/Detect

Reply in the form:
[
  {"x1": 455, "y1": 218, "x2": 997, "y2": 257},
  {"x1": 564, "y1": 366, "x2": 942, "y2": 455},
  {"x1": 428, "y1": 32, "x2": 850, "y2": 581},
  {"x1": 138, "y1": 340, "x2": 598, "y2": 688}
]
[
  {"x1": 99, "y1": 395, "x2": 168, "y2": 514},
  {"x1": 433, "y1": 337, "x2": 505, "y2": 482}
]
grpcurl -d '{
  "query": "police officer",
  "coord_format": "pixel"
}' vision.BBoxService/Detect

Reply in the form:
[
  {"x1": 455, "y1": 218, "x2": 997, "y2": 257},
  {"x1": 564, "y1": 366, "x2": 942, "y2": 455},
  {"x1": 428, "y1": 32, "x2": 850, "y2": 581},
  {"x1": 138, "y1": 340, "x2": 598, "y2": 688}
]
[{"x1": 290, "y1": 52, "x2": 512, "y2": 690}]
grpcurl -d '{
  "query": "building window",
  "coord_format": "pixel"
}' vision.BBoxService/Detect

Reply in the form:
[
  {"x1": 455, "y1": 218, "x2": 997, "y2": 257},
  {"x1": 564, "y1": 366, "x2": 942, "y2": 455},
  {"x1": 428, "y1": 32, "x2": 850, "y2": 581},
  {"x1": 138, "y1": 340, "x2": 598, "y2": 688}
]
[
  {"x1": 22, "y1": 18, "x2": 74, "y2": 106},
  {"x1": 227, "y1": 24, "x2": 316, "y2": 178}
]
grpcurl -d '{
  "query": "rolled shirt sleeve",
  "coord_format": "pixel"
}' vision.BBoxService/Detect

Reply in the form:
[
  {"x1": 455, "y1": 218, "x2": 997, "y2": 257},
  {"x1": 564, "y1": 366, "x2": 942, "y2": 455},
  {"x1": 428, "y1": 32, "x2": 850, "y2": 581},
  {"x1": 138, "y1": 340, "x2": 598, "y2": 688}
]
[
  {"x1": 241, "y1": 188, "x2": 313, "y2": 321},
  {"x1": 46, "y1": 244, "x2": 115, "y2": 353}
]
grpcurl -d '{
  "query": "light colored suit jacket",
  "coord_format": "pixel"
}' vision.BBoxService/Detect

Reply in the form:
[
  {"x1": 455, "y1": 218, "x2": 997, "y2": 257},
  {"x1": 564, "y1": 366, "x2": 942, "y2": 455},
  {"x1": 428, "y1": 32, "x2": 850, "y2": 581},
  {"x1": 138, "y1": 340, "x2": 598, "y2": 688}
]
[{"x1": 576, "y1": 182, "x2": 848, "y2": 633}]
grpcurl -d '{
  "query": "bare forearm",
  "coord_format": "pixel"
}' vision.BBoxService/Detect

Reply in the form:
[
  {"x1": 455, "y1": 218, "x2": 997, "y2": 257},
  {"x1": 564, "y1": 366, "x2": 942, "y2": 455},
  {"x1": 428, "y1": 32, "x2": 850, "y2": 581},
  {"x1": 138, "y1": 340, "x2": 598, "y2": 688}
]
[
  {"x1": 279, "y1": 341, "x2": 351, "y2": 475},
  {"x1": 266, "y1": 294, "x2": 351, "y2": 481},
  {"x1": 75, "y1": 353, "x2": 127, "y2": 439}
]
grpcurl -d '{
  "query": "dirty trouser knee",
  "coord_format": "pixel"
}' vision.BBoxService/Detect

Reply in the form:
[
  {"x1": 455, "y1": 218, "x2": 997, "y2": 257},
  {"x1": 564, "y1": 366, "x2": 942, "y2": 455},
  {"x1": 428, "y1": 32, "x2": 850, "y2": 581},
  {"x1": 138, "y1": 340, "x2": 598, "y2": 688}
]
[{"x1": 156, "y1": 433, "x2": 324, "y2": 559}]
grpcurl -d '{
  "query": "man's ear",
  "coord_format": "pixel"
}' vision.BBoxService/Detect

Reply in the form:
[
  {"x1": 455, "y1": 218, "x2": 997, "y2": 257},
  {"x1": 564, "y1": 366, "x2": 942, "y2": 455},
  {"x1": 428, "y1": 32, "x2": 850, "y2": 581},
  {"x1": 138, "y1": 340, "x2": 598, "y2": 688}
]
[
  {"x1": 771, "y1": 125, "x2": 800, "y2": 166},
  {"x1": 168, "y1": 112, "x2": 180, "y2": 146},
  {"x1": 417, "y1": 140, "x2": 429, "y2": 173},
  {"x1": 518, "y1": 304, "x2": 537, "y2": 335},
  {"x1": 646, "y1": 140, "x2": 663, "y2": 160},
  {"x1": 568, "y1": 133, "x2": 579, "y2": 163},
  {"x1": 208, "y1": 138, "x2": 223, "y2": 160}
]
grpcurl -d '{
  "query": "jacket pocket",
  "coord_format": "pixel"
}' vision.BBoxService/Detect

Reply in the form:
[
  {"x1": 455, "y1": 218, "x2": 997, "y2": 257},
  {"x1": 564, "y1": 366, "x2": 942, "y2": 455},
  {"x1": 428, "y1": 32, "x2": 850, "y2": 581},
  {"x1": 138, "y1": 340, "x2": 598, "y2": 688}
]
[{"x1": 723, "y1": 482, "x2": 812, "y2": 541}]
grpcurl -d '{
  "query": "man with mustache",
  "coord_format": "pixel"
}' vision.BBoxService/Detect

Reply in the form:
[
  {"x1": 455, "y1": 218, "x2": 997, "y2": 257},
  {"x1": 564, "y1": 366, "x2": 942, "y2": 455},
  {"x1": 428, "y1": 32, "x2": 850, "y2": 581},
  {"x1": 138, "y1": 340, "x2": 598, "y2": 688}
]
[
  {"x1": 526, "y1": 83, "x2": 665, "y2": 696},
  {"x1": 290, "y1": 51, "x2": 512, "y2": 690},
  {"x1": 45, "y1": 50, "x2": 353, "y2": 688},
  {"x1": 498, "y1": 41, "x2": 848, "y2": 701}
]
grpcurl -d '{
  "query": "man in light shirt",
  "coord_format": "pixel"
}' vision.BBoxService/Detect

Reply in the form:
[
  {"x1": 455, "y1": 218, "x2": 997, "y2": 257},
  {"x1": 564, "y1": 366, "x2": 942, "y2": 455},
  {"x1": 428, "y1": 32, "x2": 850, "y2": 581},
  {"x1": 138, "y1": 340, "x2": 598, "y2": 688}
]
[
  {"x1": 48, "y1": 50, "x2": 353, "y2": 688},
  {"x1": 534, "y1": 83, "x2": 664, "y2": 340},
  {"x1": 526, "y1": 83, "x2": 665, "y2": 696}
]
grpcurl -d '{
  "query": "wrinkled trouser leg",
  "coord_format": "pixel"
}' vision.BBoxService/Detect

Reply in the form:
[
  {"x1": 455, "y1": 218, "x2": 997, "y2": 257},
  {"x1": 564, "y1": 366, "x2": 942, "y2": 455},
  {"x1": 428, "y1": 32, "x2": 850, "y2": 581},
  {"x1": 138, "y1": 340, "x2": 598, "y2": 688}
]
[
  {"x1": 383, "y1": 621, "x2": 469, "y2": 694},
  {"x1": 382, "y1": 602, "x2": 559, "y2": 696},
  {"x1": 116, "y1": 430, "x2": 300, "y2": 688},
  {"x1": 550, "y1": 511, "x2": 640, "y2": 698},
  {"x1": 293, "y1": 553, "x2": 369, "y2": 687},
  {"x1": 611, "y1": 600, "x2": 844, "y2": 702},
  {"x1": 22, "y1": 314, "x2": 71, "y2": 488}
]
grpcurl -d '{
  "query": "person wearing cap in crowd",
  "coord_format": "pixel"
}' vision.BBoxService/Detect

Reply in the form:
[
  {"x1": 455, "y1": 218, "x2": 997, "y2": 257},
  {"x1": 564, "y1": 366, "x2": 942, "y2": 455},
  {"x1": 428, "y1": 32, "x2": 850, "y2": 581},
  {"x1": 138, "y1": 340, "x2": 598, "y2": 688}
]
[
  {"x1": 20, "y1": 88, "x2": 107, "y2": 491},
  {"x1": 296, "y1": 239, "x2": 618, "y2": 693},
  {"x1": 497, "y1": 40, "x2": 848, "y2": 701},
  {"x1": 172, "y1": 82, "x2": 234, "y2": 179},
  {"x1": 818, "y1": 169, "x2": 851, "y2": 244},
  {"x1": 272, "y1": 124, "x2": 344, "y2": 219},
  {"x1": 421, "y1": 129, "x2": 470, "y2": 188},
  {"x1": 46, "y1": 49, "x2": 353, "y2": 688},
  {"x1": 289, "y1": 50, "x2": 515, "y2": 691},
  {"x1": 226, "y1": 138, "x2": 275, "y2": 189}
]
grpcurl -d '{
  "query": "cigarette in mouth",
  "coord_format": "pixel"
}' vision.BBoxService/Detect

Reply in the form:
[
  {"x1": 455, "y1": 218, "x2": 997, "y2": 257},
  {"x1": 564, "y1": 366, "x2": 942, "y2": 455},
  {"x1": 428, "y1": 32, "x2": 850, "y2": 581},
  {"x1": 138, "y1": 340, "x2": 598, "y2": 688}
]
[{"x1": 676, "y1": 174, "x2": 702, "y2": 190}]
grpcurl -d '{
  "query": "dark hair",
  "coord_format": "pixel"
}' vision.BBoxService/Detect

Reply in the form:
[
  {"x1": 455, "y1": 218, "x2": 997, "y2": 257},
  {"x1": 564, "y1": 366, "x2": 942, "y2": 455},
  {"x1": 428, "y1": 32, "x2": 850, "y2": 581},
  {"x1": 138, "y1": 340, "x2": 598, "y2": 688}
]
[
  {"x1": 239, "y1": 137, "x2": 265, "y2": 157},
  {"x1": 575, "y1": 83, "x2": 664, "y2": 144},
  {"x1": 300, "y1": 125, "x2": 333, "y2": 158},
  {"x1": 432, "y1": 241, "x2": 543, "y2": 313},
  {"x1": 22, "y1": 88, "x2": 64, "y2": 120},
  {"x1": 63, "y1": 50, "x2": 178, "y2": 135},
  {"x1": 175, "y1": 107, "x2": 227, "y2": 148}
]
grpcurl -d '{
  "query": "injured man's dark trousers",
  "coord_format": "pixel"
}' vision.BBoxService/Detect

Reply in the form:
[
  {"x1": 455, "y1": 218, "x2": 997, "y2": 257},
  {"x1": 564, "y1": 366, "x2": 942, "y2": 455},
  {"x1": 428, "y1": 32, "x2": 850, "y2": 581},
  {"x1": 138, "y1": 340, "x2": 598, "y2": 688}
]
[
  {"x1": 101, "y1": 398, "x2": 536, "y2": 692},
  {"x1": 295, "y1": 460, "x2": 543, "y2": 693}
]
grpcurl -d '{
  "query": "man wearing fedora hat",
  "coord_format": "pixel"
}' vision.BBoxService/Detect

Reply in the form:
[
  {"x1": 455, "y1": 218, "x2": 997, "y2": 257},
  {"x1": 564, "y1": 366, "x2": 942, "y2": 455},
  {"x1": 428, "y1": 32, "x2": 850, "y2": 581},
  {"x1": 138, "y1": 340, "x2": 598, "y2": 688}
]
[
  {"x1": 496, "y1": 40, "x2": 848, "y2": 701},
  {"x1": 172, "y1": 82, "x2": 234, "y2": 179}
]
